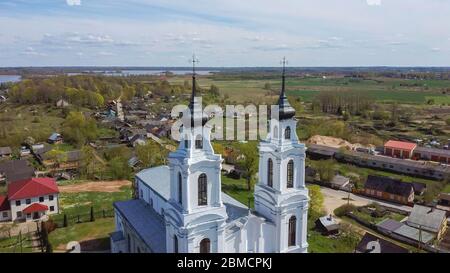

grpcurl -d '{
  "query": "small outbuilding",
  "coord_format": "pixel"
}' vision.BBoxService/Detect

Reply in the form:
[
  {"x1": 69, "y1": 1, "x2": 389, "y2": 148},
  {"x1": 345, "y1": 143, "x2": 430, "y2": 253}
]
[
  {"x1": 315, "y1": 215, "x2": 340, "y2": 235},
  {"x1": 48, "y1": 133, "x2": 63, "y2": 144},
  {"x1": 438, "y1": 193, "x2": 450, "y2": 207},
  {"x1": 329, "y1": 175, "x2": 351, "y2": 191},
  {"x1": 0, "y1": 147, "x2": 12, "y2": 158}
]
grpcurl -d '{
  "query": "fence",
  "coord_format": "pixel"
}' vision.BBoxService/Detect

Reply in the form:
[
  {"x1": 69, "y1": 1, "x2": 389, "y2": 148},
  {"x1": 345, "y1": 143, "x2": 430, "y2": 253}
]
[
  {"x1": 51, "y1": 208, "x2": 115, "y2": 228},
  {"x1": 0, "y1": 232, "x2": 33, "y2": 253}
]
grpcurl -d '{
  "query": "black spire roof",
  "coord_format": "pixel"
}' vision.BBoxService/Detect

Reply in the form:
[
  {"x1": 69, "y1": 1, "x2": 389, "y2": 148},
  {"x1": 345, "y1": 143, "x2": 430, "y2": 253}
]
[
  {"x1": 187, "y1": 54, "x2": 208, "y2": 127},
  {"x1": 277, "y1": 57, "x2": 296, "y2": 120}
]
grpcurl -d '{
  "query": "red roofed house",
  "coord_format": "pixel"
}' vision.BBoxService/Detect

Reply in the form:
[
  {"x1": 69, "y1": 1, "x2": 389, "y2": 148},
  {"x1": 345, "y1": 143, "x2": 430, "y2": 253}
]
[
  {"x1": 0, "y1": 195, "x2": 11, "y2": 222},
  {"x1": 2, "y1": 177, "x2": 59, "y2": 222},
  {"x1": 384, "y1": 140, "x2": 417, "y2": 159}
]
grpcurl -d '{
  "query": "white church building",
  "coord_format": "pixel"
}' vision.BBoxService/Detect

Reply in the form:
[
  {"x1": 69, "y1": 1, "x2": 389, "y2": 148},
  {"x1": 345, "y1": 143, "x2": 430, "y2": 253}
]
[{"x1": 110, "y1": 63, "x2": 309, "y2": 253}]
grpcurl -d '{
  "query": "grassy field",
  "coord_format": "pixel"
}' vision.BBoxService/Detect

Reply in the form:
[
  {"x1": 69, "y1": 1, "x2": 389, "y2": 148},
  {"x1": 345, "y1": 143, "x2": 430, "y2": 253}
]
[
  {"x1": 307, "y1": 219, "x2": 360, "y2": 253},
  {"x1": 0, "y1": 234, "x2": 34, "y2": 253},
  {"x1": 221, "y1": 175, "x2": 253, "y2": 208},
  {"x1": 0, "y1": 104, "x2": 66, "y2": 147},
  {"x1": 51, "y1": 182, "x2": 132, "y2": 223},
  {"x1": 351, "y1": 208, "x2": 406, "y2": 225},
  {"x1": 443, "y1": 184, "x2": 450, "y2": 193},
  {"x1": 169, "y1": 75, "x2": 450, "y2": 105},
  {"x1": 48, "y1": 218, "x2": 114, "y2": 251}
]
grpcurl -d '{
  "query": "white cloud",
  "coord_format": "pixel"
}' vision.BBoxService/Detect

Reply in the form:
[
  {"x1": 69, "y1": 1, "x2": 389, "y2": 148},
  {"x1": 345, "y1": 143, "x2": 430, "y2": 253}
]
[
  {"x1": 431, "y1": 47, "x2": 441, "y2": 52},
  {"x1": 98, "y1": 51, "x2": 114, "y2": 56},
  {"x1": 66, "y1": 0, "x2": 81, "y2": 6},
  {"x1": 22, "y1": 46, "x2": 47, "y2": 56},
  {"x1": 366, "y1": 0, "x2": 381, "y2": 6}
]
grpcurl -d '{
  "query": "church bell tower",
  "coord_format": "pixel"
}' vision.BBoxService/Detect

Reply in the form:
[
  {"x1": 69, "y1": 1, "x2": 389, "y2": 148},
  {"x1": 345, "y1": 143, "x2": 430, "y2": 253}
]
[
  {"x1": 254, "y1": 58, "x2": 309, "y2": 253},
  {"x1": 164, "y1": 55, "x2": 227, "y2": 253}
]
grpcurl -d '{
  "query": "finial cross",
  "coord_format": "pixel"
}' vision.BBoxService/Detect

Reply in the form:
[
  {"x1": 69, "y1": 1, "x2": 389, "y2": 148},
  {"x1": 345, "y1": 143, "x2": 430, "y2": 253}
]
[{"x1": 190, "y1": 54, "x2": 199, "y2": 76}]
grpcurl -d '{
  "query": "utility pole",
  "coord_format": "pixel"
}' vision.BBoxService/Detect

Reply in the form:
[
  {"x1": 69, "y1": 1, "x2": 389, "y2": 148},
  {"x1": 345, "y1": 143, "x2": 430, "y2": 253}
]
[
  {"x1": 19, "y1": 231, "x2": 23, "y2": 253},
  {"x1": 347, "y1": 184, "x2": 353, "y2": 206},
  {"x1": 418, "y1": 225, "x2": 422, "y2": 252}
]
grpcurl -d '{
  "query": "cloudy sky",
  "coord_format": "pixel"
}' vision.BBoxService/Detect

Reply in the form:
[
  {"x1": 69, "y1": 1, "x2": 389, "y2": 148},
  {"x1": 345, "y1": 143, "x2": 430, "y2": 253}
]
[{"x1": 0, "y1": 0, "x2": 449, "y2": 67}]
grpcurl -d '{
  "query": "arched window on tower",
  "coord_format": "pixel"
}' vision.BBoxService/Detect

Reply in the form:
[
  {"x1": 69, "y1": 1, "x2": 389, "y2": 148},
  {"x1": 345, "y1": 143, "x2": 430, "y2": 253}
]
[
  {"x1": 195, "y1": 135, "x2": 203, "y2": 149},
  {"x1": 198, "y1": 173, "x2": 207, "y2": 206},
  {"x1": 285, "y1": 126, "x2": 291, "y2": 140},
  {"x1": 288, "y1": 216, "x2": 296, "y2": 247},
  {"x1": 200, "y1": 238, "x2": 211, "y2": 253},
  {"x1": 174, "y1": 235, "x2": 179, "y2": 253},
  {"x1": 184, "y1": 139, "x2": 189, "y2": 149},
  {"x1": 273, "y1": 125, "x2": 278, "y2": 138},
  {"x1": 178, "y1": 172, "x2": 182, "y2": 205},
  {"x1": 267, "y1": 158, "x2": 273, "y2": 187},
  {"x1": 287, "y1": 160, "x2": 294, "y2": 188}
]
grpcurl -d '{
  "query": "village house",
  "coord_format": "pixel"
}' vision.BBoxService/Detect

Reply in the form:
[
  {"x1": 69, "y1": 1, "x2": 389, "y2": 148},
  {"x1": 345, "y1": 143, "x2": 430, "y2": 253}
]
[
  {"x1": 47, "y1": 132, "x2": 63, "y2": 144},
  {"x1": 306, "y1": 144, "x2": 338, "y2": 160},
  {"x1": 362, "y1": 175, "x2": 414, "y2": 205},
  {"x1": 0, "y1": 195, "x2": 10, "y2": 222},
  {"x1": 411, "y1": 182, "x2": 427, "y2": 196},
  {"x1": 354, "y1": 233, "x2": 409, "y2": 253},
  {"x1": 0, "y1": 147, "x2": 12, "y2": 158},
  {"x1": 376, "y1": 218, "x2": 435, "y2": 245},
  {"x1": 0, "y1": 159, "x2": 35, "y2": 185},
  {"x1": 329, "y1": 175, "x2": 351, "y2": 191},
  {"x1": 19, "y1": 146, "x2": 31, "y2": 158},
  {"x1": 39, "y1": 150, "x2": 82, "y2": 173},
  {"x1": 406, "y1": 205, "x2": 447, "y2": 241},
  {"x1": 0, "y1": 177, "x2": 59, "y2": 222}
]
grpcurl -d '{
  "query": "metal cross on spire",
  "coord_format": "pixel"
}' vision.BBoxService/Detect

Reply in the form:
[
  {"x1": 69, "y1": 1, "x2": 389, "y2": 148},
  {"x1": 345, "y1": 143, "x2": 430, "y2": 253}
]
[
  {"x1": 280, "y1": 57, "x2": 288, "y2": 97},
  {"x1": 190, "y1": 54, "x2": 199, "y2": 76},
  {"x1": 189, "y1": 54, "x2": 199, "y2": 100},
  {"x1": 281, "y1": 56, "x2": 288, "y2": 76}
]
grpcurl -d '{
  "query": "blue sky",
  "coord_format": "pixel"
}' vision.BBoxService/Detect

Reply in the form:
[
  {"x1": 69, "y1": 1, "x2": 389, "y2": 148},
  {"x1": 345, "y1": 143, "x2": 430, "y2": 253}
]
[{"x1": 0, "y1": 0, "x2": 449, "y2": 67}]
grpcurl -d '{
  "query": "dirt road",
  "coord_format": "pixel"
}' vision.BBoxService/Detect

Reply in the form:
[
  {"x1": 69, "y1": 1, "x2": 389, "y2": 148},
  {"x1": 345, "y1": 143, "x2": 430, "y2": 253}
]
[
  {"x1": 317, "y1": 185, "x2": 413, "y2": 215},
  {"x1": 59, "y1": 180, "x2": 131, "y2": 193}
]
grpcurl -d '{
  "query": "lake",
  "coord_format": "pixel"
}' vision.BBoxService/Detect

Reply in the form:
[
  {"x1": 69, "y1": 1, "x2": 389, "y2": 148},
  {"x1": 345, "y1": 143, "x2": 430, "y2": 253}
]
[
  {"x1": 68, "y1": 70, "x2": 217, "y2": 76},
  {"x1": 0, "y1": 75, "x2": 21, "y2": 84}
]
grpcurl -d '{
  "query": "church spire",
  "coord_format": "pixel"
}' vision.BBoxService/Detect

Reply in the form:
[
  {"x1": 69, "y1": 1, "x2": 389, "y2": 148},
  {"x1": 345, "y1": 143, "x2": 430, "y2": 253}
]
[
  {"x1": 277, "y1": 57, "x2": 295, "y2": 120},
  {"x1": 186, "y1": 54, "x2": 208, "y2": 127},
  {"x1": 189, "y1": 54, "x2": 198, "y2": 110}
]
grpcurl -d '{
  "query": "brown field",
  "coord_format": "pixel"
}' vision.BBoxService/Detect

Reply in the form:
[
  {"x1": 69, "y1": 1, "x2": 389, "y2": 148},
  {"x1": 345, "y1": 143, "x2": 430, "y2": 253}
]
[{"x1": 59, "y1": 180, "x2": 131, "y2": 193}]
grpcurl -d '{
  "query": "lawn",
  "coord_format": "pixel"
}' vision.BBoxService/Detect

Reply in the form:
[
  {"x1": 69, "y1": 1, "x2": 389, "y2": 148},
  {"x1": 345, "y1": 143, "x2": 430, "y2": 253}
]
[
  {"x1": 443, "y1": 184, "x2": 450, "y2": 193},
  {"x1": 48, "y1": 218, "x2": 114, "y2": 252},
  {"x1": 51, "y1": 183, "x2": 132, "y2": 224},
  {"x1": 307, "y1": 221, "x2": 360, "y2": 253},
  {"x1": 221, "y1": 175, "x2": 253, "y2": 208},
  {"x1": 351, "y1": 208, "x2": 406, "y2": 225},
  {"x1": 0, "y1": 234, "x2": 34, "y2": 253}
]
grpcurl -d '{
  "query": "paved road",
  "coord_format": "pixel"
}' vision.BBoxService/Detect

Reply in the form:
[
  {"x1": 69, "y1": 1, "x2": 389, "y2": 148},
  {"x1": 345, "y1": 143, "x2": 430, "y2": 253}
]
[{"x1": 318, "y1": 185, "x2": 413, "y2": 215}]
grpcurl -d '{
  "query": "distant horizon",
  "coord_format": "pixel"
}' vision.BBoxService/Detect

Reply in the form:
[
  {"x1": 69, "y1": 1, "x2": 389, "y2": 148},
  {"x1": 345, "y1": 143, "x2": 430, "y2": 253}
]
[
  {"x1": 1, "y1": 1, "x2": 450, "y2": 67},
  {"x1": 2, "y1": 65, "x2": 450, "y2": 69}
]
